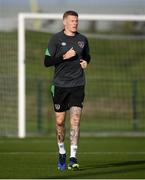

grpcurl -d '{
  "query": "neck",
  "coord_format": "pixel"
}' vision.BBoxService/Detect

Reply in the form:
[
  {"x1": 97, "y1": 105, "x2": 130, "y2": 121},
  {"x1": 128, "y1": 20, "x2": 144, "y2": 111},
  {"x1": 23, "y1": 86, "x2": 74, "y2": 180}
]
[{"x1": 64, "y1": 29, "x2": 76, "y2": 36}]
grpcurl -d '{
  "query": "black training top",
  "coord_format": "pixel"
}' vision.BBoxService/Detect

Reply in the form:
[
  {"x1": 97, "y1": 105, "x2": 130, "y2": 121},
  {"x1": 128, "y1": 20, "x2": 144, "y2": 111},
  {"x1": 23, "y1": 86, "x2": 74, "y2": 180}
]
[{"x1": 44, "y1": 30, "x2": 91, "y2": 87}]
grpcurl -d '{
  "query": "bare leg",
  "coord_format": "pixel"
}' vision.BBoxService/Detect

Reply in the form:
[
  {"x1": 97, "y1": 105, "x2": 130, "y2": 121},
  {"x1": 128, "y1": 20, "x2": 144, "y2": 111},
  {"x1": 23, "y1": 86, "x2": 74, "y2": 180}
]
[
  {"x1": 70, "y1": 106, "x2": 82, "y2": 146},
  {"x1": 55, "y1": 112, "x2": 66, "y2": 143},
  {"x1": 55, "y1": 112, "x2": 66, "y2": 170}
]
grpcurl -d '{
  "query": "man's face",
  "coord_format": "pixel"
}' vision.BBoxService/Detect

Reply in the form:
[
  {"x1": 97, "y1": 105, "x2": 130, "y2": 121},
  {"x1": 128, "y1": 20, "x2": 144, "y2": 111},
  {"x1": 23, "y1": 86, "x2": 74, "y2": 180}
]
[{"x1": 63, "y1": 15, "x2": 78, "y2": 33}]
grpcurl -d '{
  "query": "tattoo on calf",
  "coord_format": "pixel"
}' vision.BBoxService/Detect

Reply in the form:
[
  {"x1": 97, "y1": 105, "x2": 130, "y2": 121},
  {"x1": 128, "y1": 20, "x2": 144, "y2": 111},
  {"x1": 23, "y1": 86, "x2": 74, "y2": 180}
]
[
  {"x1": 70, "y1": 127, "x2": 80, "y2": 145},
  {"x1": 56, "y1": 124, "x2": 65, "y2": 143},
  {"x1": 70, "y1": 106, "x2": 82, "y2": 145}
]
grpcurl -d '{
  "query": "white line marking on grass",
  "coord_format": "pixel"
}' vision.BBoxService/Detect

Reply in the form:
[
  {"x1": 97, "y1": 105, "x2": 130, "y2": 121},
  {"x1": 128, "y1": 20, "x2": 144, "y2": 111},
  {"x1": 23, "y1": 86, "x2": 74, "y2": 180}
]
[{"x1": 0, "y1": 152, "x2": 145, "y2": 155}]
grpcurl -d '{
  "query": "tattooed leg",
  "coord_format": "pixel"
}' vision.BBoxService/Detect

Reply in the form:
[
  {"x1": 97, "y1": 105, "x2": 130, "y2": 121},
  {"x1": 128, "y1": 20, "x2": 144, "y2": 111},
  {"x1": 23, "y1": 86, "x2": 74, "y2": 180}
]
[
  {"x1": 55, "y1": 112, "x2": 66, "y2": 143},
  {"x1": 70, "y1": 106, "x2": 82, "y2": 145}
]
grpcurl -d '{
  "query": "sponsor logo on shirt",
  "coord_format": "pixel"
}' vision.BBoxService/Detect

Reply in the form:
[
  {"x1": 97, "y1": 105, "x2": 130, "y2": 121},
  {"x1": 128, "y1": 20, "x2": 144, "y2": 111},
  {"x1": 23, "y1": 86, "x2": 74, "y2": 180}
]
[
  {"x1": 78, "y1": 41, "x2": 84, "y2": 48},
  {"x1": 61, "y1": 42, "x2": 66, "y2": 46}
]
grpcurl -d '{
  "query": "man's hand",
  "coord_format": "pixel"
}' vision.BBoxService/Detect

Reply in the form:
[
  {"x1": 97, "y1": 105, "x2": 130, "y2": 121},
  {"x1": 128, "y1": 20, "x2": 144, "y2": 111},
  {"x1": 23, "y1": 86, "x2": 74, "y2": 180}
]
[
  {"x1": 63, "y1": 47, "x2": 76, "y2": 60},
  {"x1": 80, "y1": 59, "x2": 87, "y2": 69}
]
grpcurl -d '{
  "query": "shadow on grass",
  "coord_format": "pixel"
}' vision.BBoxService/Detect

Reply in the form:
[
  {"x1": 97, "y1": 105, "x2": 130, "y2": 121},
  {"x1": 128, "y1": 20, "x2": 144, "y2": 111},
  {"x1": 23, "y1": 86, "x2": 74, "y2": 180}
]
[
  {"x1": 82, "y1": 160, "x2": 145, "y2": 170},
  {"x1": 42, "y1": 160, "x2": 145, "y2": 179}
]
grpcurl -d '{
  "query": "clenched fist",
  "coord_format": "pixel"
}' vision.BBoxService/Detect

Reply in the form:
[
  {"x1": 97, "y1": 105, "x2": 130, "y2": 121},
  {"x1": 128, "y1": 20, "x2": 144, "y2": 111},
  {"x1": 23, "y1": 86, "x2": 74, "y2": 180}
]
[{"x1": 80, "y1": 59, "x2": 87, "y2": 69}]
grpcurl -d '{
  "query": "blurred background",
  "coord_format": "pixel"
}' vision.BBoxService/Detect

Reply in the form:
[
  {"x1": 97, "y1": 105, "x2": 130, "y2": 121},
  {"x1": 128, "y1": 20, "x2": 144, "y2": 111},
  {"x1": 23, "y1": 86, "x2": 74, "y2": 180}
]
[
  {"x1": 0, "y1": 0, "x2": 145, "y2": 32},
  {"x1": 0, "y1": 0, "x2": 145, "y2": 137}
]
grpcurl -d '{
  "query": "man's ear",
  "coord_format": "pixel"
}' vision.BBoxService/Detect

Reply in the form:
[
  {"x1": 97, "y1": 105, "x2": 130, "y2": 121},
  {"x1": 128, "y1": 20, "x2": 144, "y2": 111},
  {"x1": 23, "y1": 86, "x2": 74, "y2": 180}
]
[{"x1": 63, "y1": 19, "x2": 66, "y2": 26}]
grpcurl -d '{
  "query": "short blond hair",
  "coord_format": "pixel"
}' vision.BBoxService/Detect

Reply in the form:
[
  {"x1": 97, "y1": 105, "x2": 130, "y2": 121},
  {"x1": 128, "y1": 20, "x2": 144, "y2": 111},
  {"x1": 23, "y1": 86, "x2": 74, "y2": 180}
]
[{"x1": 63, "y1": 10, "x2": 78, "y2": 20}]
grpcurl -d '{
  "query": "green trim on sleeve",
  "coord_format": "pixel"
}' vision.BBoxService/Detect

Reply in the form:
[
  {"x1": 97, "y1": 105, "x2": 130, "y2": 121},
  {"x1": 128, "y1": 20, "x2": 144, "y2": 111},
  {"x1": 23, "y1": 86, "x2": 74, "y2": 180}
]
[
  {"x1": 51, "y1": 85, "x2": 55, "y2": 97},
  {"x1": 45, "y1": 48, "x2": 51, "y2": 56}
]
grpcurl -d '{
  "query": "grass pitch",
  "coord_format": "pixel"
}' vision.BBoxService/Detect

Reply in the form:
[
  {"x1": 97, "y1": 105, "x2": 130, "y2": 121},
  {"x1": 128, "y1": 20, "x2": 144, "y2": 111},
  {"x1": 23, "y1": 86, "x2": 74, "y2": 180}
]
[{"x1": 0, "y1": 137, "x2": 145, "y2": 179}]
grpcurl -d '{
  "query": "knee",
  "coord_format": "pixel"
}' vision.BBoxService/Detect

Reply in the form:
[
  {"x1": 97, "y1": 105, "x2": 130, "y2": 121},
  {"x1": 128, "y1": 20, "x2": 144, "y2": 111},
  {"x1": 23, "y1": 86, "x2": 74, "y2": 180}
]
[
  {"x1": 56, "y1": 113, "x2": 65, "y2": 126},
  {"x1": 56, "y1": 119, "x2": 64, "y2": 126}
]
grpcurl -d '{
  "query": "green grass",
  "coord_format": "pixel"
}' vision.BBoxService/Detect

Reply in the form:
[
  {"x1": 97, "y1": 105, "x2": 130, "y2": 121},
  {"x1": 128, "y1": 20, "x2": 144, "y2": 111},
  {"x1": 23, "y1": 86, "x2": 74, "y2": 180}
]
[{"x1": 0, "y1": 137, "x2": 145, "y2": 179}]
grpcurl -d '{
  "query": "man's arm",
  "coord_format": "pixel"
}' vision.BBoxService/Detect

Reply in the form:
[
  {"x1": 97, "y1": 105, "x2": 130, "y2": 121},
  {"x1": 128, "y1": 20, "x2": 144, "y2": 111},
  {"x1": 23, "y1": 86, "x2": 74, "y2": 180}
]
[
  {"x1": 44, "y1": 48, "x2": 63, "y2": 67},
  {"x1": 44, "y1": 35, "x2": 65, "y2": 67},
  {"x1": 80, "y1": 38, "x2": 91, "y2": 69},
  {"x1": 44, "y1": 47, "x2": 76, "y2": 67},
  {"x1": 82, "y1": 38, "x2": 91, "y2": 64}
]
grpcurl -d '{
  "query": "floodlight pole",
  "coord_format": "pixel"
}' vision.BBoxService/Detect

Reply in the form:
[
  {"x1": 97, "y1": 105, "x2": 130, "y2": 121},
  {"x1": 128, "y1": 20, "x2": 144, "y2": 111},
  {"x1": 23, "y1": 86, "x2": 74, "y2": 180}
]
[{"x1": 18, "y1": 14, "x2": 26, "y2": 138}]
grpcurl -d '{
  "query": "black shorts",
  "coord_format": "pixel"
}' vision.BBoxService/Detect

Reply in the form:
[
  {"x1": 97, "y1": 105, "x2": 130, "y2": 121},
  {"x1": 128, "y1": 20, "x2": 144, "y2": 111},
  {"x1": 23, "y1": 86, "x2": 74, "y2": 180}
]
[{"x1": 51, "y1": 85, "x2": 85, "y2": 112}]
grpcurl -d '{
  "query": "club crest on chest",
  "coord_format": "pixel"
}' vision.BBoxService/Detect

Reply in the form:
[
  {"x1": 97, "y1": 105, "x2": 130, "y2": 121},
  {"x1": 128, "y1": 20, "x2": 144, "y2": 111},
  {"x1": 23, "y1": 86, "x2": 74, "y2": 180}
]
[{"x1": 78, "y1": 41, "x2": 84, "y2": 48}]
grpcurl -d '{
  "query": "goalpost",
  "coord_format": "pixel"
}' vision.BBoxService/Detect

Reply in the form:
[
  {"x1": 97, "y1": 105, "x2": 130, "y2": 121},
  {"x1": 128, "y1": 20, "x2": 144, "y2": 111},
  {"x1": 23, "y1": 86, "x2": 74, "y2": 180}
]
[{"x1": 18, "y1": 13, "x2": 145, "y2": 138}]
